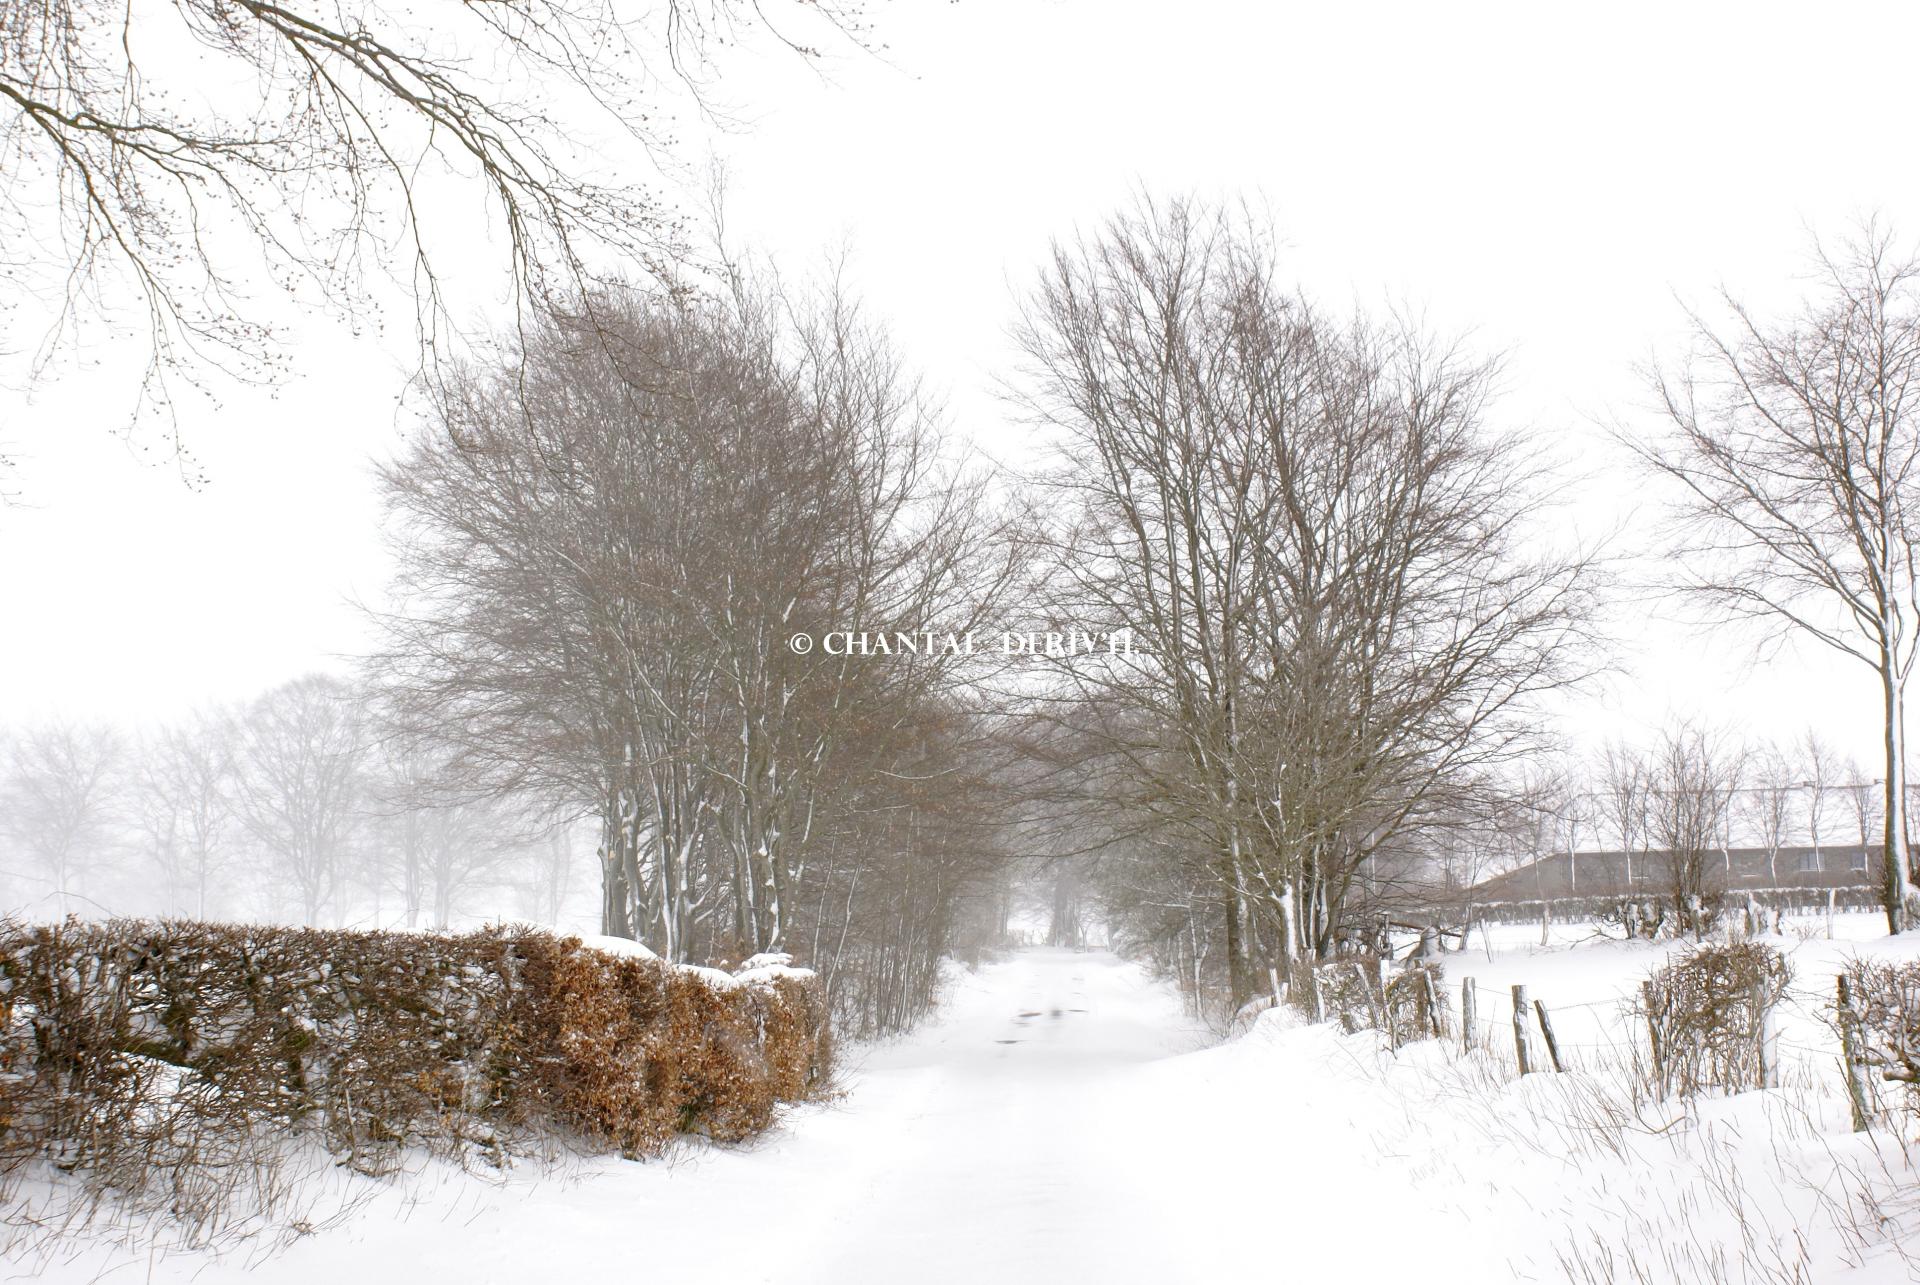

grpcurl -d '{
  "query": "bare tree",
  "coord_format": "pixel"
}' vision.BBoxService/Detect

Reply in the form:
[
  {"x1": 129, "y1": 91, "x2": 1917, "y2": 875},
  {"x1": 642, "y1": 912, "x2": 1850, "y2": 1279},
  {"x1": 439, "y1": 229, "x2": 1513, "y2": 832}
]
[
  {"x1": 1742, "y1": 739, "x2": 1799, "y2": 885},
  {"x1": 0, "y1": 720, "x2": 121, "y2": 913},
  {"x1": 517, "y1": 823, "x2": 580, "y2": 929},
  {"x1": 1804, "y1": 727, "x2": 1842, "y2": 868},
  {"x1": 1504, "y1": 760, "x2": 1573, "y2": 891},
  {"x1": 1644, "y1": 723, "x2": 1740, "y2": 938},
  {"x1": 364, "y1": 736, "x2": 528, "y2": 930},
  {"x1": 1014, "y1": 195, "x2": 1599, "y2": 1006},
  {"x1": 1841, "y1": 756, "x2": 1881, "y2": 880},
  {"x1": 1491, "y1": 759, "x2": 1578, "y2": 945},
  {"x1": 1, "y1": 0, "x2": 858, "y2": 441},
  {"x1": 1629, "y1": 225, "x2": 1920, "y2": 931},
  {"x1": 232, "y1": 675, "x2": 366, "y2": 925},
  {"x1": 132, "y1": 709, "x2": 237, "y2": 918},
  {"x1": 1600, "y1": 740, "x2": 1652, "y2": 890}
]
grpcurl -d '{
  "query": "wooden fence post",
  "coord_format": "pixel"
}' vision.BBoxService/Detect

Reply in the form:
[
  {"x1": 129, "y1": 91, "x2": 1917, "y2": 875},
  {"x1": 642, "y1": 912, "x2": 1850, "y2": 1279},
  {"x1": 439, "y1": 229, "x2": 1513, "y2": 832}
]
[
  {"x1": 1419, "y1": 969, "x2": 1444, "y2": 1040},
  {"x1": 1642, "y1": 979, "x2": 1664, "y2": 1097},
  {"x1": 1752, "y1": 980, "x2": 1778, "y2": 1089},
  {"x1": 1534, "y1": 998, "x2": 1565, "y2": 1072},
  {"x1": 1512, "y1": 984, "x2": 1534, "y2": 1075},
  {"x1": 1836, "y1": 973, "x2": 1873, "y2": 1132},
  {"x1": 1371, "y1": 958, "x2": 1394, "y2": 1048},
  {"x1": 1461, "y1": 976, "x2": 1477, "y2": 1053}
]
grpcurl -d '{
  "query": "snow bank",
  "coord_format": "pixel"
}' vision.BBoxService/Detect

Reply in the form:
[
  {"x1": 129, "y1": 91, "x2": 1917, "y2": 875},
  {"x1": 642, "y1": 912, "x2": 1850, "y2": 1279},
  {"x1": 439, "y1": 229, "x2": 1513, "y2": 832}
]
[
  {"x1": 577, "y1": 933, "x2": 661, "y2": 961},
  {"x1": 573, "y1": 938, "x2": 814, "y2": 989},
  {"x1": 735, "y1": 951, "x2": 817, "y2": 986}
]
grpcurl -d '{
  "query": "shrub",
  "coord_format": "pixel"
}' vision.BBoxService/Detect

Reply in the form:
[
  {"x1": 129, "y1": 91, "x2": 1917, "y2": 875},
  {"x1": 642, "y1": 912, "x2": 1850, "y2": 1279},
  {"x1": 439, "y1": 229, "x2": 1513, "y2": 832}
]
[
  {"x1": 0, "y1": 918, "x2": 830, "y2": 1238},
  {"x1": 1639, "y1": 941, "x2": 1790, "y2": 1098},
  {"x1": 1382, "y1": 962, "x2": 1450, "y2": 1044},
  {"x1": 1601, "y1": 898, "x2": 1667, "y2": 941},
  {"x1": 1837, "y1": 958, "x2": 1920, "y2": 1119},
  {"x1": 1287, "y1": 955, "x2": 1448, "y2": 1045},
  {"x1": 1286, "y1": 954, "x2": 1379, "y2": 1033}
]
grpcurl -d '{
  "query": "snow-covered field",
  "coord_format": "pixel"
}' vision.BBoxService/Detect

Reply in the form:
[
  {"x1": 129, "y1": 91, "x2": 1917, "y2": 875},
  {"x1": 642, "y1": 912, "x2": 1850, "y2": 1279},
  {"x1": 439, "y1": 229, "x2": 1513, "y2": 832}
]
[
  {"x1": 10, "y1": 920, "x2": 1920, "y2": 1284},
  {"x1": 1426, "y1": 915, "x2": 1920, "y2": 1282}
]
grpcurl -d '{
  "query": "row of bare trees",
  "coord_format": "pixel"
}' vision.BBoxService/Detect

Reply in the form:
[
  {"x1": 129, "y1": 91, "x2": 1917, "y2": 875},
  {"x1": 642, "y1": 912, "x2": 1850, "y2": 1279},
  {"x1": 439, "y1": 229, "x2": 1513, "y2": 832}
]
[
  {"x1": 1603, "y1": 731, "x2": 1896, "y2": 884},
  {"x1": 1028, "y1": 205, "x2": 1920, "y2": 1009},
  {"x1": 1396, "y1": 723, "x2": 1906, "y2": 948},
  {"x1": 1521, "y1": 726, "x2": 1888, "y2": 884},
  {"x1": 0, "y1": 677, "x2": 565, "y2": 928},
  {"x1": 371, "y1": 280, "x2": 1031, "y2": 1033}
]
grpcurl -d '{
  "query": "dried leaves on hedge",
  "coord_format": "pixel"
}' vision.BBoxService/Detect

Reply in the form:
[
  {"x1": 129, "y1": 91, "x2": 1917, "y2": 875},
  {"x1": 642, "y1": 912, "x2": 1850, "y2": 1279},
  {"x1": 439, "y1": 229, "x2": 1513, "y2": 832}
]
[{"x1": 0, "y1": 918, "x2": 830, "y2": 1236}]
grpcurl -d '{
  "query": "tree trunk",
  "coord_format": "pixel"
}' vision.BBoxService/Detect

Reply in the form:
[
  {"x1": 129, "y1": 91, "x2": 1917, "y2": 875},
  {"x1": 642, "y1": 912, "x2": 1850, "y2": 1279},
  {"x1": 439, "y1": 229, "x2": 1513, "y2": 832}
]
[
  {"x1": 1276, "y1": 885, "x2": 1296, "y2": 968},
  {"x1": 598, "y1": 800, "x2": 635, "y2": 939},
  {"x1": 1881, "y1": 650, "x2": 1910, "y2": 934},
  {"x1": 1221, "y1": 858, "x2": 1249, "y2": 1011}
]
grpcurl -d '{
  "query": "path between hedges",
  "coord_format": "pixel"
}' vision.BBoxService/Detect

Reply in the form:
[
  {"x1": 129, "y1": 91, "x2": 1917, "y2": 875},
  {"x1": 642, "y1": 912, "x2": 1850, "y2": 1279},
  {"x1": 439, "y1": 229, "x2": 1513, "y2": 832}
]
[{"x1": 41, "y1": 949, "x2": 1507, "y2": 1285}]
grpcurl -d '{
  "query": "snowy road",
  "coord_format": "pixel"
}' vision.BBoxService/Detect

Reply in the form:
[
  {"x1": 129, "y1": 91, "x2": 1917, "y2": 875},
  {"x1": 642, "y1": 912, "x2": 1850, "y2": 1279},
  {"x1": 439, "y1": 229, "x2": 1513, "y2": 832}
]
[
  {"x1": 759, "y1": 948, "x2": 1215, "y2": 1282},
  {"x1": 23, "y1": 949, "x2": 1515, "y2": 1284}
]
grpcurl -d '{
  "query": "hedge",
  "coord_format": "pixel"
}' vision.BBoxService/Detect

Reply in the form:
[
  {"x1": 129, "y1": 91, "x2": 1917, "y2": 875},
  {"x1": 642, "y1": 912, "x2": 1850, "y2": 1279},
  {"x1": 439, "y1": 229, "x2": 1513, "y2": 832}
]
[{"x1": 0, "y1": 918, "x2": 830, "y2": 1224}]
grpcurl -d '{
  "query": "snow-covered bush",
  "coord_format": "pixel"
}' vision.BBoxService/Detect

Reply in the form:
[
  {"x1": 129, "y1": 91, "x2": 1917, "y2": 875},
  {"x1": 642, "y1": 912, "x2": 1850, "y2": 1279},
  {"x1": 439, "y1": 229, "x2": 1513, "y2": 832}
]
[
  {"x1": 1638, "y1": 941, "x2": 1790, "y2": 1098},
  {"x1": 1599, "y1": 898, "x2": 1667, "y2": 940},
  {"x1": 510, "y1": 937, "x2": 826, "y2": 1151},
  {"x1": 1839, "y1": 957, "x2": 1920, "y2": 1118},
  {"x1": 1287, "y1": 955, "x2": 1376, "y2": 1032},
  {"x1": 1287, "y1": 956, "x2": 1448, "y2": 1045},
  {"x1": 1598, "y1": 894, "x2": 1733, "y2": 941},
  {"x1": 0, "y1": 918, "x2": 829, "y2": 1241}
]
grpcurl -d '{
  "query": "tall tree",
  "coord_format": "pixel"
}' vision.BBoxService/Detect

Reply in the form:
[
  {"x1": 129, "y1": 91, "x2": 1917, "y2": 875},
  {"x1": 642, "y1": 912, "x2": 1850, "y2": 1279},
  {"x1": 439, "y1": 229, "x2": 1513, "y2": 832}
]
[
  {"x1": 0, "y1": 720, "x2": 121, "y2": 913},
  {"x1": 232, "y1": 674, "x2": 366, "y2": 925},
  {"x1": 363, "y1": 735, "x2": 523, "y2": 930},
  {"x1": 1631, "y1": 226, "x2": 1920, "y2": 931},
  {"x1": 1643, "y1": 723, "x2": 1741, "y2": 939},
  {"x1": 133, "y1": 709, "x2": 237, "y2": 917},
  {"x1": 1599, "y1": 740, "x2": 1652, "y2": 891},
  {"x1": 1803, "y1": 727, "x2": 1842, "y2": 867},
  {"x1": 1741, "y1": 739, "x2": 1798, "y2": 886},
  {"x1": 1016, "y1": 196, "x2": 1597, "y2": 1007}
]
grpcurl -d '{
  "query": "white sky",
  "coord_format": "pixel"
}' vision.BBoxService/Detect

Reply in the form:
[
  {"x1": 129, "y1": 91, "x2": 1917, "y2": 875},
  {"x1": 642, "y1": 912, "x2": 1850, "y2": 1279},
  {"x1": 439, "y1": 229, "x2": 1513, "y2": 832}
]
[{"x1": 3, "y1": 0, "x2": 1918, "y2": 772}]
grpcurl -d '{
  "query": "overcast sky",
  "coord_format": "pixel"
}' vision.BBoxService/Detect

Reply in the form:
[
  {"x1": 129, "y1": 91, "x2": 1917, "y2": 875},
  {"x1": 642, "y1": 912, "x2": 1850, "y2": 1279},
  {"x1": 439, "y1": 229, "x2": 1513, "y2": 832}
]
[{"x1": 4, "y1": 0, "x2": 1917, "y2": 770}]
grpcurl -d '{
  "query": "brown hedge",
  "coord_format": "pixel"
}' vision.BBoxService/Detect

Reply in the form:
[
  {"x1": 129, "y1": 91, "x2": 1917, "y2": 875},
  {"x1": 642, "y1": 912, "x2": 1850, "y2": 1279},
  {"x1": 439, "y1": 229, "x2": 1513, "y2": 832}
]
[{"x1": 0, "y1": 918, "x2": 830, "y2": 1200}]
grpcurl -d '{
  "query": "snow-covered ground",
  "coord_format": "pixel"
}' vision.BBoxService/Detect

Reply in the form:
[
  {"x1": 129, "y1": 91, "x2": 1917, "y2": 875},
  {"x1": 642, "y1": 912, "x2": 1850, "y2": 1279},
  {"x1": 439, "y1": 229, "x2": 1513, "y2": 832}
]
[{"x1": 11, "y1": 925, "x2": 1920, "y2": 1284}]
